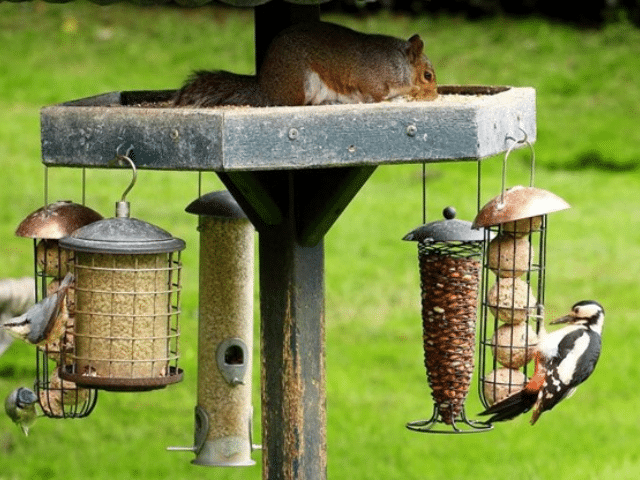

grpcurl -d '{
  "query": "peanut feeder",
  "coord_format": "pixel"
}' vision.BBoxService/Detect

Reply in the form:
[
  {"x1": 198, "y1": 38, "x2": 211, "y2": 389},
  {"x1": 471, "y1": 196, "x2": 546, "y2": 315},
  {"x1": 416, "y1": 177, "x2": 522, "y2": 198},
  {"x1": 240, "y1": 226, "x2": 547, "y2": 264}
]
[
  {"x1": 15, "y1": 200, "x2": 102, "y2": 418},
  {"x1": 474, "y1": 186, "x2": 570, "y2": 407},
  {"x1": 404, "y1": 207, "x2": 490, "y2": 433},
  {"x1": 59, "y1": 176, "x2": 184, "y2": 391}
]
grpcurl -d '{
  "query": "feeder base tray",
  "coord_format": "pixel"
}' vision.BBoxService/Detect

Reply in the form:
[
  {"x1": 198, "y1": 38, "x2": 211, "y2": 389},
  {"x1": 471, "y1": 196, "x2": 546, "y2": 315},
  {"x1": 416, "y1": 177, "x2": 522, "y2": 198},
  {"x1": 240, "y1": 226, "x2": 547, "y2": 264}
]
[{"x1": 60, "y1": 365, "x2": 183, "y2": 392}]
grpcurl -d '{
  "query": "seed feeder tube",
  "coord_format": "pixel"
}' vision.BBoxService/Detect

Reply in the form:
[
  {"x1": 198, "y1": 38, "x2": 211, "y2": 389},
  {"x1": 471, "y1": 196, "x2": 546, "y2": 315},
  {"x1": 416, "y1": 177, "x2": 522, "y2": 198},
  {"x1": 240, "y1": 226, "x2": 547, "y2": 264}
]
[
  {"x1": 15, "y1": 200, "x2": 102, "y2": 418},
  {"x1": 58, "y1": 159, "x2": 184, "y2": 391},
  {"x1": 403, "y1": 207, "x2": 491, "y2": 433},
  {"x1": 174, "y1": 190, "x2": 256, "y2": 467},
  {"x1": 474, "y1": 185, "x2": 570, "y2": 409}
]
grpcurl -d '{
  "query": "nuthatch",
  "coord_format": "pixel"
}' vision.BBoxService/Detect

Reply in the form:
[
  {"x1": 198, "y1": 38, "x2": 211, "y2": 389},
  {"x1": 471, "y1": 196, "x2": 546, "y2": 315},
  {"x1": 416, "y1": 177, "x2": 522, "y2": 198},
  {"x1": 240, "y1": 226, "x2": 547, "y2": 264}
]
[
  {"x1": 5, "y1": 387, "x2": 39, "y2": 436},
  {"x1": 0, "y1": 277, "x2": 36, "y2": 356},
  {"x1": 0, "y1": 273, "x2": 73, "y2": 346}
]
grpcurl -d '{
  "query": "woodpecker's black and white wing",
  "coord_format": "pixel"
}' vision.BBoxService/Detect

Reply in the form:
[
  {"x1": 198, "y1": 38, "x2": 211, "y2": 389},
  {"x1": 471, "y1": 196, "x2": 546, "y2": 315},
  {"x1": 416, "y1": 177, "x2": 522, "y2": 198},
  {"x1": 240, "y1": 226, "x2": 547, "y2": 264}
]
[{"x1": 535, "y1": 327, "x2": 602, "y2": 415}]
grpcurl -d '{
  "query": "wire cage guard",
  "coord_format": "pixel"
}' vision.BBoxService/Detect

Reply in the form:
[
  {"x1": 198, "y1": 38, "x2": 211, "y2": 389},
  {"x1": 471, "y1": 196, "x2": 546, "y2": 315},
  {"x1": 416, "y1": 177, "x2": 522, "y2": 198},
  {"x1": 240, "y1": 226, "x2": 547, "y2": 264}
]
[
  {"x1": 15, "y1": 200, "x2": 103, "y2": 419},
  {"x1": 60, "y1": 251, "x2": 182, "y2": 390},
  {"x1": 477, "y1": 217, "x2": 547, "y2": 408},
  {"x1": 34, "y1": 239, "x2": 99, "y2": 417},
  {"x1": 473, "y1": 136, "x2": 570, "y2": 410}
]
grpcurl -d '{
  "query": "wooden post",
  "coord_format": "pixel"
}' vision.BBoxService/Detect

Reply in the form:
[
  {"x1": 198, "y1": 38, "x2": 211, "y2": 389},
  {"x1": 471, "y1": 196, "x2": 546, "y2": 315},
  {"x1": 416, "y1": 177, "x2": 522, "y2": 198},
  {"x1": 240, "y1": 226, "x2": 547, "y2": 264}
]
[{"x1": 259, "y1": 225, "x2": 326, "y2": 480}]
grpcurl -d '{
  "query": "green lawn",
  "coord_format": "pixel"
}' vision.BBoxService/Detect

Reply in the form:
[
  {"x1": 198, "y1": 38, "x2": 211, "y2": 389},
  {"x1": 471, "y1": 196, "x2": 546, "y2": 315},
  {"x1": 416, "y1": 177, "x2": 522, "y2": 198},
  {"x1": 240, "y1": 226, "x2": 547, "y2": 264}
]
[{"x1": 1, "y1": 2, "x2": 639, "y2": 479}]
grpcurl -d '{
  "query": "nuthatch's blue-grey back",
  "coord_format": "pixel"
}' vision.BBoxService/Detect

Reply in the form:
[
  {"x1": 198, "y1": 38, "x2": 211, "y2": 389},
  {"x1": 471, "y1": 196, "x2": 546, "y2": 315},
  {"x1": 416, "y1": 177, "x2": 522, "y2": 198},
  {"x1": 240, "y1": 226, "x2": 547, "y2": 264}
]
[
  {"x1": 0, "y1": 273, "x2": 73, "y2": 345},
  {"x1": 5, "y1": 387, "x2": 38, "y2": 436}
]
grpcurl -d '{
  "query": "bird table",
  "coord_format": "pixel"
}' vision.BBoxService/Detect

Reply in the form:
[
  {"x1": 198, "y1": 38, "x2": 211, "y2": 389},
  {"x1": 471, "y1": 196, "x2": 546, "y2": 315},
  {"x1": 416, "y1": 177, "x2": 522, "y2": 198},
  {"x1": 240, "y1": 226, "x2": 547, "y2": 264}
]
[{"x1": 39, "y1": 8, "x2": 536, "y2": 478}]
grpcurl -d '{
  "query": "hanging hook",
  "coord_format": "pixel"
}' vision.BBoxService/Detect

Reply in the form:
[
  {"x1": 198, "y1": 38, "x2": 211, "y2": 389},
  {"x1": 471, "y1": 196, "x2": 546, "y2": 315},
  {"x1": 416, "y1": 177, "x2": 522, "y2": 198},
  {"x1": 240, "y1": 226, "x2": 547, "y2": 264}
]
[
  {"x1": 500, "y1": 127, "x2": 535, "y2": 206},
  {"x1": 109, "y1": 145, "x2": 137, "y2": 217}
]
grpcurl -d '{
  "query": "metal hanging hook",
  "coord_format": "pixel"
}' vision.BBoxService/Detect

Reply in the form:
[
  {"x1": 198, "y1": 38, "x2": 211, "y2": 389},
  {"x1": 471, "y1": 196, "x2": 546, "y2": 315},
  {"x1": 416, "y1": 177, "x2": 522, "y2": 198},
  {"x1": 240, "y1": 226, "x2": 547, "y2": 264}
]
[
  {"x1": 109, "y1": 145, "x2": 137, "y2": 217},
  {"x1": 500, "y1": 127, "x2": 535, "y2": 207}
]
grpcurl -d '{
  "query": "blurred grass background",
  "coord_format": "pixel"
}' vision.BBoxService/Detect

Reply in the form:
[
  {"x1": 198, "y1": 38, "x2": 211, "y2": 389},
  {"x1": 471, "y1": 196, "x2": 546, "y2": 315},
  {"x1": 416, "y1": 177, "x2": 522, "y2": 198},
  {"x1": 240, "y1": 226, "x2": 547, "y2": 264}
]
[{"x1": 0, "y1": 2, "x2": 639, "y2": 479}]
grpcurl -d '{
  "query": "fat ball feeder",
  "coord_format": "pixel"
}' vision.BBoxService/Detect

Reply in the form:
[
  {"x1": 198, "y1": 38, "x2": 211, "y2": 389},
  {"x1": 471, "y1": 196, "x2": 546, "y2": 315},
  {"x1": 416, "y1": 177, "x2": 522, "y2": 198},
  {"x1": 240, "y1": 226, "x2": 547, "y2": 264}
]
[
  {"x1": 59, "y1": 156, "x2": 184, "y2": 391},
  {"x1": 404, "y1": 206, "x2": 491, "y2": 433},
  {"x1": 15, "y1": 200, "x2": 102, "y2": 418},
  {"x1": 474, "y1": 137, "x2": 570, "y2": 409}
]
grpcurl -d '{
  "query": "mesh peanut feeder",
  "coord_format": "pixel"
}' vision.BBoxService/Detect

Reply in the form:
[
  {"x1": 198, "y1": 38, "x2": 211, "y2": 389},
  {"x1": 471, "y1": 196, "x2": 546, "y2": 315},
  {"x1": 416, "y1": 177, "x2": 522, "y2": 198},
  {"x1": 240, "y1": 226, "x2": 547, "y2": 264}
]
[
  {"x1": 59, "y1": 157, "x2": 185, "y2": 391},
  {"x1": 15, "y1": 200, "x2": 102, "y2": 418},
  {"x1": 404, "y1": 207, "x2": 490, "y2": 433}
]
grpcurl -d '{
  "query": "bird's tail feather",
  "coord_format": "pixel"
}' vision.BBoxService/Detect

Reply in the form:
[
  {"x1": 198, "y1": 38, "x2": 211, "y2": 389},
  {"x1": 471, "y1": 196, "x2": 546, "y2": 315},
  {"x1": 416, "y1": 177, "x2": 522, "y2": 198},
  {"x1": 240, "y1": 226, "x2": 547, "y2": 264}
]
[{"x1": 479, "y1": 390, "x2": 538, "y2": 423}]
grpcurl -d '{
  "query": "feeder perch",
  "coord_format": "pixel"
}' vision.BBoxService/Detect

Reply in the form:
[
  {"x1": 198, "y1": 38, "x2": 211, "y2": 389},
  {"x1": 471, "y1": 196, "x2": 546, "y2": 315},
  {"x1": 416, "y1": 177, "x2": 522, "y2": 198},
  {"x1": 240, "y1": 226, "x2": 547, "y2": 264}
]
[
  {"x1": 168, "y1": 190, "x2": 257, "y2": 466},
  {"x1": 58, "y1": 161, "x2": 184, "y2": 391},
  {"x1": 403, "y1": 207, "x2": 490, "y2": 433},
  {"x1": 15, "y1": 200, "x2": 102, "y2": 418},
  {"x1": 474, "y1": 185, "x2": 570, "y2": 408}
]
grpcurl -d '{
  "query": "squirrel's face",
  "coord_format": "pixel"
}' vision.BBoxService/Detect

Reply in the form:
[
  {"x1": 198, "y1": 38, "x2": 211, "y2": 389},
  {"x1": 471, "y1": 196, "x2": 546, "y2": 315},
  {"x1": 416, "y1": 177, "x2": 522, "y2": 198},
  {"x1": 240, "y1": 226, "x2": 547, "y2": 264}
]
[{"x1": 411, "y1": 58, "x2": 438, "y2": 101}]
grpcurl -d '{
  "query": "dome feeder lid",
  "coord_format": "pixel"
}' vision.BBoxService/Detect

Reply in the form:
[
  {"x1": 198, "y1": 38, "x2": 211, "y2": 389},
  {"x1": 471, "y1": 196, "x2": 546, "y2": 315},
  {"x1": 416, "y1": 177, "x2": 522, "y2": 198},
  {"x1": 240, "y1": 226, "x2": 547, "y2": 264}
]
[
  {"x1": 15, "y1": 200, "x2": 103, "y2": 239},
  {"x1": 403, "y1": 207, "x2": 485, "y2": 243},
  {"x1": 59, "y1": 216, "x2": 185, "y2": 254},
  {"x1": 473, "y1": 186, "x2": 570, "y2": 228},
  {"x1": 185, "y1": 190, "x2": 248, "y2": 219}
]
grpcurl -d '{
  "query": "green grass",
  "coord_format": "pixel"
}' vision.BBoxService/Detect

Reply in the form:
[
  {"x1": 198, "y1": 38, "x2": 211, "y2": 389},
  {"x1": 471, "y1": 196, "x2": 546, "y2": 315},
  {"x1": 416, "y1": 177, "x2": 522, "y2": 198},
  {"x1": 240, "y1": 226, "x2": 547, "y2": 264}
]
[{"x1": 1, "y1": 2, "x2": 640, "y2": 479}]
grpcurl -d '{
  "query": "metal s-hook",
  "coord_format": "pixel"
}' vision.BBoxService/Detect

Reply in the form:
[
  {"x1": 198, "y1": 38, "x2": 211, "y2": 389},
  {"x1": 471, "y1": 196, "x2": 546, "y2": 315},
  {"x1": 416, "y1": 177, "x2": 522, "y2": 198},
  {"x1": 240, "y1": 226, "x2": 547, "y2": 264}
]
[
  {"x1": 109, "y1": 145, "x2": 137, "y2": 217},
  {"x1": 500, "y1": 127, "x2": 535, "y2": 206}
]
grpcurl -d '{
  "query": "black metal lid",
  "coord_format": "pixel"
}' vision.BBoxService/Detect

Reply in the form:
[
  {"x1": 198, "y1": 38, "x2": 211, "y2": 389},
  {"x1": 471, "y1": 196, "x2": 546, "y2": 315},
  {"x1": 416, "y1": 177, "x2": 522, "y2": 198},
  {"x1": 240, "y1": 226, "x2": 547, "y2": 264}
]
[
  {"x1": 59, "y1": 216, "x2": 185, "y2": 254},
  {"x1": 403, "y1": 207, "x2": 485, "y2": 243},
  {"x1": 185, "y1": 190, "x2": 247, "y2": 220}
]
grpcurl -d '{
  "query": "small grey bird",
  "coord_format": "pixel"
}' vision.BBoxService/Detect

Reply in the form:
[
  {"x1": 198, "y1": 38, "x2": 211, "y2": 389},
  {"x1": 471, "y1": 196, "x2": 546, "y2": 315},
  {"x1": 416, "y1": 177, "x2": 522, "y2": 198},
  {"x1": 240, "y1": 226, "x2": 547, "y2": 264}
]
[
  {"x1": 0, "y1": 273, "x2": 73, "y2": 345},
  {"x1": 0, "y1": 277, "x2": 36, "y2": 356},
  {"x1": 5, "y1": 387, "x2": 39, "y2": 436}
]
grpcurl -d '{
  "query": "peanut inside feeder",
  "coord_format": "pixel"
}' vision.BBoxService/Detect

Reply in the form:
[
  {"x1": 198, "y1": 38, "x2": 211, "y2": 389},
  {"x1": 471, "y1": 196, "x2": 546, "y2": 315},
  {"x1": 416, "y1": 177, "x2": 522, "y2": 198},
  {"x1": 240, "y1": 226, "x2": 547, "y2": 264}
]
[
  {"x1": 404, "y1": 207, "x2": 490, "y2": 433},
  {"x1": 59, "y1": 204, "x2": 185, "y2": 391}
]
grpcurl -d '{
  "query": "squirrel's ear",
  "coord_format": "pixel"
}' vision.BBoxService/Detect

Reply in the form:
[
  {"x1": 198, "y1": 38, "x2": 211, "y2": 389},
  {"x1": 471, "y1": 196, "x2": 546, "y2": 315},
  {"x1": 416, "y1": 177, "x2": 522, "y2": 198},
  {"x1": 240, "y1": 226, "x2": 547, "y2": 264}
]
[{"x1": 406, "y1": 34, "x2": 425, "y2": 62}]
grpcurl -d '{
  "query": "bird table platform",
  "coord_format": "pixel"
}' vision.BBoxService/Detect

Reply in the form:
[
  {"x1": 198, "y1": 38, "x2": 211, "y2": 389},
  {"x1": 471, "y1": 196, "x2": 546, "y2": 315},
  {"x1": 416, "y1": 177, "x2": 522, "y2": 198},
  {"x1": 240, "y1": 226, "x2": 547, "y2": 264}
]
[{"x1": 40, "y1": 84, "x2": 535, "y2": 480}]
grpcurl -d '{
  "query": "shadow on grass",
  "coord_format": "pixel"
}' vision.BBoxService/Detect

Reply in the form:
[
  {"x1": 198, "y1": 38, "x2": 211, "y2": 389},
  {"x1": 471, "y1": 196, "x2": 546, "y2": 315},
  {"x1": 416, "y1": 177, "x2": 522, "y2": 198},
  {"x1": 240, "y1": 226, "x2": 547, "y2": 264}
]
[{"x1": 546, "y1": 150, "x2": 639, "y2": 172}]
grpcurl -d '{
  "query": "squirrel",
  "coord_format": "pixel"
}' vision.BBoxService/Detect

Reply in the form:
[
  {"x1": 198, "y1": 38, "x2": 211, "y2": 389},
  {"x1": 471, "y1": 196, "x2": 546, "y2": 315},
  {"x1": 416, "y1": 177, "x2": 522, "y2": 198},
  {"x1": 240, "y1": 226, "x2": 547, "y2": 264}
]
[{"x1": 172, "y1": 21, "x2": 437, "y2": 107}]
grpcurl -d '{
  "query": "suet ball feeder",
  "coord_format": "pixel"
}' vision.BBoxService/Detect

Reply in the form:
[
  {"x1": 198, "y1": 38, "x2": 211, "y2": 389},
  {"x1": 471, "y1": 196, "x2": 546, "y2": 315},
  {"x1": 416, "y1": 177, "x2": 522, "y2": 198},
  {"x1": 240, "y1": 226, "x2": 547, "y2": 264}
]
[{"x1": 15, "y1": 200, "x2": 102, "y2": 418}]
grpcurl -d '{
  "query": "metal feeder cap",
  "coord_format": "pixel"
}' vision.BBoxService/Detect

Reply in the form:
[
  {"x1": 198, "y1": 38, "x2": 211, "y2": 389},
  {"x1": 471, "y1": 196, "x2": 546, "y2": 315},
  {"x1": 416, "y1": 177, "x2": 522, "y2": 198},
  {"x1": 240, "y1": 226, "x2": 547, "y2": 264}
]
[
  {"x1": 15, "y1": 200, "x2": 103, "y2": 239},
  {"x1": 59, "y1": 216, "x2": 185, "y2": 254},
  {"x1": 403, "y1": 207, "x2": 485, "y2": 243},
  {"x1": 472, "y1": 186, "x2": 570, "y2": 228},
  {"x1": 185, "y1": 190, "x2": 247, "y2": 220}
]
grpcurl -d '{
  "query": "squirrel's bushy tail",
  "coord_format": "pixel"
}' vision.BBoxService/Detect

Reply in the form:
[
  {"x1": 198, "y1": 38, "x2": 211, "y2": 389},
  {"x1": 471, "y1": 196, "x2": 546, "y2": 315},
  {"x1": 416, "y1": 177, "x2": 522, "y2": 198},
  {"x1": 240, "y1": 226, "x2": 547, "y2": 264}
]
[{"x1": 172, "y1": 71, "x2": 268, "y2": 107}]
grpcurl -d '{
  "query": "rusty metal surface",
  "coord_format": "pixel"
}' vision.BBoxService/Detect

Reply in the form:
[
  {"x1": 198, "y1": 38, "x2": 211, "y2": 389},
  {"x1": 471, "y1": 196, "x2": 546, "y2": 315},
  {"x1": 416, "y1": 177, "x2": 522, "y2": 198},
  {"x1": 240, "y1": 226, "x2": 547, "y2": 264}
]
[{"x1": 40, "y1": 86, "x2": 537, "y2": 172}]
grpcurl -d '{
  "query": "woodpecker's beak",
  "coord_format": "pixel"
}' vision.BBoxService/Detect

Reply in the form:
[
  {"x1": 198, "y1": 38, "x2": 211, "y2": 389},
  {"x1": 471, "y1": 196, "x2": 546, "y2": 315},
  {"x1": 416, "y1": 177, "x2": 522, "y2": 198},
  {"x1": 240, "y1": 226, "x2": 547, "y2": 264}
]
[{"x1": 550, "y1": 313, "x2": 575, "y2": 325}]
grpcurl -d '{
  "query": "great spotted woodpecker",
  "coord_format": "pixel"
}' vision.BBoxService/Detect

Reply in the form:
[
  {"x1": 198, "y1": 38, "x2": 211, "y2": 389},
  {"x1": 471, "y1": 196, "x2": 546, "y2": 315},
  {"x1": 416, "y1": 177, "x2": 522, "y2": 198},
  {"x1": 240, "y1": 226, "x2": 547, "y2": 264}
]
[{"x1": 480, "y1": 300, "x2": 604, "y2": 425}]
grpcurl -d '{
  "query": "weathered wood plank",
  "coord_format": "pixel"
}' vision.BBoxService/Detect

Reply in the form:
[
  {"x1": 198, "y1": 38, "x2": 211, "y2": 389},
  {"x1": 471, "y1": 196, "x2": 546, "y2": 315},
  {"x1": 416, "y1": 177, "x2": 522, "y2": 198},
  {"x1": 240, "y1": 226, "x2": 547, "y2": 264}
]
[{"x1": 40, "y1": 86, "x2": 536, "y2": 171}]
